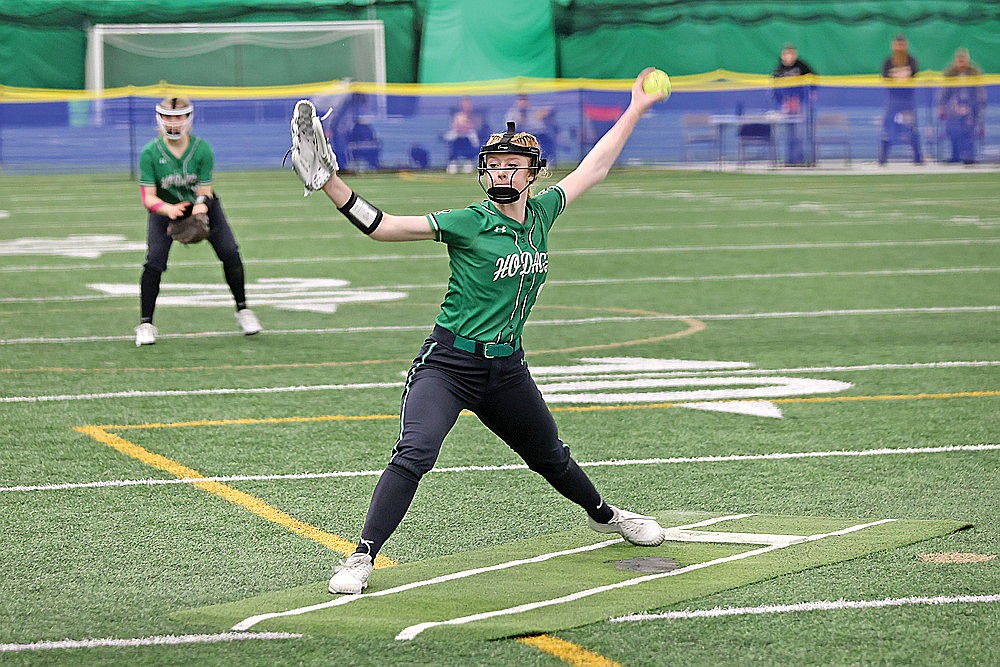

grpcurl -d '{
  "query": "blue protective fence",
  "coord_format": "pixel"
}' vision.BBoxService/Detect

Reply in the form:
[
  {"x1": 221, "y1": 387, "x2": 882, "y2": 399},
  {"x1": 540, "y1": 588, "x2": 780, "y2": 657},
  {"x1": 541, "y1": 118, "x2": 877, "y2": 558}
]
[{"x1": 0, "y1": 82, "x2": 997, "y2": 175}]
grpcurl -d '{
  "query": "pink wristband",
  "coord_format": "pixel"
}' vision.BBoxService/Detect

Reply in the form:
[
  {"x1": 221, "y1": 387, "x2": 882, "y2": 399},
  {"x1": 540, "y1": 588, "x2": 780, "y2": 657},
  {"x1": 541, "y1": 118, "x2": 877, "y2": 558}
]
[{"x1": 149, "y1": 201, "x2": 165, "y2": 213}]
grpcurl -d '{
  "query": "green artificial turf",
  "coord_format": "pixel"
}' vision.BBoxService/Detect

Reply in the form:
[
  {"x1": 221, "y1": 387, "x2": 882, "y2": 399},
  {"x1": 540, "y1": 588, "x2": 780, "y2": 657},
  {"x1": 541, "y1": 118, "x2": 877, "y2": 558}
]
[{"x1": 1, "y1": 169, "x2": 996, "y2": 666}]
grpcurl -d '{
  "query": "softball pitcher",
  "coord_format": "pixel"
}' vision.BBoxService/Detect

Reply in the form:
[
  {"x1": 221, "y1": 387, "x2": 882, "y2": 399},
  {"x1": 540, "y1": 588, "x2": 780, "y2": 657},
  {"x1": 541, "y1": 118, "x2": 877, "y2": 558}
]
[
  {"x1": 136, "y1": 96, "x2": 261, "y2": 346},
  {"x1": 288, "y1": 69, "x2": 668, "y2": 594}
]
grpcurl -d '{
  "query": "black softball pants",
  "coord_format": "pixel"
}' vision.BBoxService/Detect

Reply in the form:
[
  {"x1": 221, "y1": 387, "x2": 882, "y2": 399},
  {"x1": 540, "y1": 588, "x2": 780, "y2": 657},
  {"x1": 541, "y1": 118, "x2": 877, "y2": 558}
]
[
  {"x1": 139, "y1": 197, "x2": 247, "y2": 322},
  {"x1": 354, "y1": 326, "x2": 614, "y2": 558}
]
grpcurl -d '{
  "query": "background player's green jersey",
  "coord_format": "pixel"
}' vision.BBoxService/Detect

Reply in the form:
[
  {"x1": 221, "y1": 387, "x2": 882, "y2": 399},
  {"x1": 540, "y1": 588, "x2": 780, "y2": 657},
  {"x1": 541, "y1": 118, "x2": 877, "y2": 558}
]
[
  {"x1": 427, "y1": 185, "x2": 567, "y2": 344},
  {"x1": 138, "y1": 135, "x2": 214, "y2": 204}
]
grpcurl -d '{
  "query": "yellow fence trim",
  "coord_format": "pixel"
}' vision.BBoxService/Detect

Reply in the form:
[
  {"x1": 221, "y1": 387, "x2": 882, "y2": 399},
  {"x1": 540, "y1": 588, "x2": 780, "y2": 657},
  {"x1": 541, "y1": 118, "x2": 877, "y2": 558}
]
[{"x1": 2, "y1": 71, "x2": 997, "y2": 103}]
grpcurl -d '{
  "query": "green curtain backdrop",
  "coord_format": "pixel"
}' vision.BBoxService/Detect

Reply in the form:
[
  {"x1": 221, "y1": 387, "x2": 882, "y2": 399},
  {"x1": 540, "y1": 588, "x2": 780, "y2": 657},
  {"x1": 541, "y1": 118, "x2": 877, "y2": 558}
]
[
  {"x1": 1, "y1": 0, "x2": 996, "y2": 88},
  {"x1": 554, "y1": 0, "x2": 1000, "y2": 77},
  {"x1": 417, "y1": 0, "x2": 556, "y2": 83}
]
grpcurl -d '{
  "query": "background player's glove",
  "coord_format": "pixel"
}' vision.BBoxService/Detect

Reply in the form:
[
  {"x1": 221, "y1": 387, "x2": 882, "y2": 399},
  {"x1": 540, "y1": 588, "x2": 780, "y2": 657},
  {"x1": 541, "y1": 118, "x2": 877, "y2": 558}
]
[
  {"x1": 167, "y1": 212, "x2": 210, "y2": 244},
  {"x1": 289, "y1": 99, "x2": 339, "y2": 196}
]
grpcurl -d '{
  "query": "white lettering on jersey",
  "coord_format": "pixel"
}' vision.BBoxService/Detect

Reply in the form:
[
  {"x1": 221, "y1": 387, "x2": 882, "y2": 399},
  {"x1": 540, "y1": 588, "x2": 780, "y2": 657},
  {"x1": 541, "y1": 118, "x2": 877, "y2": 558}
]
[
  {"x1": 161, "y1": 173, "x2": 199, "y2": 189},
  {"x1": 493, "y1": 251, "x2": 548, "y2": 281}
]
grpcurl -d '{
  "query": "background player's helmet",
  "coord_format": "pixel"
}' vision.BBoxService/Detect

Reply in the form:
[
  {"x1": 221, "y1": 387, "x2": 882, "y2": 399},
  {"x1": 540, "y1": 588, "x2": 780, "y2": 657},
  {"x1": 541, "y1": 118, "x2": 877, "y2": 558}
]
[
  {"x1": 477, "y1": 122, "x2": 547, "y2": 204},
  {"x1": 155, "y1": 97, "x2": 194, "y2": 140}
]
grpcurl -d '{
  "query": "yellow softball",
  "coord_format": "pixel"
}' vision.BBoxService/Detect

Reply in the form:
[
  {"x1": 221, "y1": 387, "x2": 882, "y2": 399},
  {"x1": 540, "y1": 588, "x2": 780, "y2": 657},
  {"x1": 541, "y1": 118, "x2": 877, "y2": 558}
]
[{"x1": 642, "y1": 69, "x2": 672, "y2": 100}]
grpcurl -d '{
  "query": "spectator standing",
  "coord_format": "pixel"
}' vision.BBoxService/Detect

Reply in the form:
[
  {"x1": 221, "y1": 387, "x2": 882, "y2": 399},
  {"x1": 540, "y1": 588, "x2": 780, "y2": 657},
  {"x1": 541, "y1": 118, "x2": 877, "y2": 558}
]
[
  {"x1": 938, "y1": 48, "x2": 985, "y2": 164},
  {"x1": 771, "y1": 43, "x2": 815, "y2": 165},
  {"x1": 879, "y1": 34, "x2": 923, "y2": 165}
]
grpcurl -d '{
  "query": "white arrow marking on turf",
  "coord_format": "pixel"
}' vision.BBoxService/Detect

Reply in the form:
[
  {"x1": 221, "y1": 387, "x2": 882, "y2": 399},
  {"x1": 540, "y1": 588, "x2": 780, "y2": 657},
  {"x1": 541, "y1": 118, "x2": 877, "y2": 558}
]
[{"x1": 538, "y1": 376, "x2": 852, "y2": 404}]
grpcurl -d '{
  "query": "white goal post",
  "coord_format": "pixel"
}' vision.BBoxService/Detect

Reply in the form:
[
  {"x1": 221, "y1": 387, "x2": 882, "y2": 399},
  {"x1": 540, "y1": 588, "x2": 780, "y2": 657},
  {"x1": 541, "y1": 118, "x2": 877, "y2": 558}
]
[{"x1": 85, "y1": 21, "x2": 387, "y2": 93}]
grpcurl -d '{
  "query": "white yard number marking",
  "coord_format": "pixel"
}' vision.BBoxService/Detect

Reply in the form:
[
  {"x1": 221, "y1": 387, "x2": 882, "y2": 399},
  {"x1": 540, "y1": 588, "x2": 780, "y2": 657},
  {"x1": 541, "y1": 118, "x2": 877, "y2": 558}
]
[
  {"x1": 88, "y1": 278, "x2": 407, "y2": 314},
  {"x1": 530, "y1": 358, "x2": 852, "y2": 417}
]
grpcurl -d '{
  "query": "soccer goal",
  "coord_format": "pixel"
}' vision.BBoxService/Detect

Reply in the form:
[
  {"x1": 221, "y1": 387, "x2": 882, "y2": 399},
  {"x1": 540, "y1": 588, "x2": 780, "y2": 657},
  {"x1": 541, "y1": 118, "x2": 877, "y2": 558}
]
[{"x1": 85, "y1": 21, "x2": 387, "y2": 92}]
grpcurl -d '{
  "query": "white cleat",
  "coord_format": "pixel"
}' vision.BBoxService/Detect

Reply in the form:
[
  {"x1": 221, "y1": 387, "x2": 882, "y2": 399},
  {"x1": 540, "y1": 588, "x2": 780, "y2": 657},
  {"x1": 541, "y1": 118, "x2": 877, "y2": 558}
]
[
  {"x1": 236, "y1": 308, "x2": 262, "y2": 335},
  {"x1": 134, "y1": 323, "x2": 157, "y2": 346},
  {"x1": 588, "y1": 506, "x2": 665, "y2": 547},
  {"x1": 329, "y1": 552, "x2": 373, "y2": 595}
]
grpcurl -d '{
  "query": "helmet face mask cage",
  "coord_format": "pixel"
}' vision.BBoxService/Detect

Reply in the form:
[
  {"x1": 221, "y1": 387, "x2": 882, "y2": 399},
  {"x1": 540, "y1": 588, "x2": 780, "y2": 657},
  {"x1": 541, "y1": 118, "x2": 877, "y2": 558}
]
[
  {"x1": 155, "y1": 100, "x2": 194, "y2": 140},
  {"x1": 477, "y1": 121, "x2": 547, "y2": 204}
]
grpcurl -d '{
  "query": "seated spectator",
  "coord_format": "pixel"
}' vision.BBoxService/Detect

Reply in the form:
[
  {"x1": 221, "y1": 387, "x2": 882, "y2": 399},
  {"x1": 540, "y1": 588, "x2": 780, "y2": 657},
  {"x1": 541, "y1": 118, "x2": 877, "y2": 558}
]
[
  {"x1": 938, "y1": 47, "x2": 986, "y2": 164},
  {"x1": 879, "y1": 33, "x2": 923, "y2": 165},
  {"x1": 771, "y1": 43, "x2": 816, "y2": 165},
  {"x1": 346, "y1": 116, "x2": 381, "y2": 171},
  {"x1": 444, "y1": 96, "x2": 481, "y2": 173},
  {"x1": 409, "y1": 144, "x2": 430, "y2": 170}
]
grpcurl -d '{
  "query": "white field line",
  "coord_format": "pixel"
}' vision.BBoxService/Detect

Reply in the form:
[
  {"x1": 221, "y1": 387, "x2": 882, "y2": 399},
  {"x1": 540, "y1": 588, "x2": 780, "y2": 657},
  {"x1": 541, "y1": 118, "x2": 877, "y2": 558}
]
[
  {"x1": 2, "y1": 266, "x2": 996, "y2": 304},
  {"x1": 2, "y1": 305, "x2": 998, "y2": 346},
  {"x1": 4, "y1": 444, "x2": 995, "y2": 494},
  {"x1": 6, "y1": 177, "x2": 997, "y2": 202},
  {"x1": 4, "y1": 220, "x2": 345, "y2": 232},
  {"x1": 393, "y1": 519, "x2": 897, "y2": 640},
  {"x1": 2, "y1": 238, "x2": 997, "y2": 273},
  {"x1": 1, "y1": 358, "x2": 996, "y2": 403},
  {"x1": 609, "y1": 594, "x2": 1000, "y2": 623},
  {"x1": 0, "y1": 212, "x2": 963, "y2": 233},
  {"x1": 0, "y1": 632, "x2": 302, "y2": 653},
  {"x1": 0, "y1": 381, "x2": 402, "y2": 404},
  {"x1": 231, "y1": 515, "x2": 753, "y2": 632}
]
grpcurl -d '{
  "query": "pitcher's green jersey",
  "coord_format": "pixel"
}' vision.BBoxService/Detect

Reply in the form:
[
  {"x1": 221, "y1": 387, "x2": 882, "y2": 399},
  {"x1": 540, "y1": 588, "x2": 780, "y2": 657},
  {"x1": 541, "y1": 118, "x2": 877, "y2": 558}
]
[
  {"x1": 427, "y1": 185, "x2": 567, "y2": 344},
  {"x1": 138, "y1": 135, "x2": 214, "y2": 205}
]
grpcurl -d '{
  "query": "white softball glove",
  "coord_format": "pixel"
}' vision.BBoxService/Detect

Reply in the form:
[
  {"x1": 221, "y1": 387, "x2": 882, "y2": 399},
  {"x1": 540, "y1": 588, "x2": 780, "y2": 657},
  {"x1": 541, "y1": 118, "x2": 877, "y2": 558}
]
[{"x1": 288, "y1": 99, "x2": 339, "y2": 196}]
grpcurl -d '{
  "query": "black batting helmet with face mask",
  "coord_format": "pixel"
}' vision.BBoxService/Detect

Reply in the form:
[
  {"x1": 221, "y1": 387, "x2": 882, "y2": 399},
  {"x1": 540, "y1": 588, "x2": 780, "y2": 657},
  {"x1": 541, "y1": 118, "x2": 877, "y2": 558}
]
[{"x1": 477, "y1": 121, "x2": 547, "y2": 204}]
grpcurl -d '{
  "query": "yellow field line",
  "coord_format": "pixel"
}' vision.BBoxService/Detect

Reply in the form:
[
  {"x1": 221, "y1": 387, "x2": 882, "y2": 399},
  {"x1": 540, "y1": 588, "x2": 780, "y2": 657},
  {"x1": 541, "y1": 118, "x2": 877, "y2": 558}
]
[
  {"x1": 74, "y1": 424, "x2": 612, "y2": 663},
  {"x1": 517, "y1": 634, "x2": 622, "y2": 666},
  {"x1": 104, "y1": 414, "x2": 399, "y2": 430},
  {"x1": 72, "y1": 425, "x2": 396, "y2": 569}
]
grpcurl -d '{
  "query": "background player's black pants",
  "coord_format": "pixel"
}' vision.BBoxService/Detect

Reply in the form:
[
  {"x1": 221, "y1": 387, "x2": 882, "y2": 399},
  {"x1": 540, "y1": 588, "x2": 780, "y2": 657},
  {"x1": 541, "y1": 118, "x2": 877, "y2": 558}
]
[
  {"x1": 355, "y1": 326, "x2": 616, "y2": 558},
  {"x1": 140, "y1": 197, "x2": 247, "y2": 323}
]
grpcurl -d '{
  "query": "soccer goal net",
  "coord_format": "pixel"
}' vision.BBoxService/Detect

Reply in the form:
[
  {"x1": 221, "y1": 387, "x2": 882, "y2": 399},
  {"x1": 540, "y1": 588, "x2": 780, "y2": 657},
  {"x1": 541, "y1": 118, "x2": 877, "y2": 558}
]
[{"x1": 86, "y1": 21, "x2": 387, "y2": 92}]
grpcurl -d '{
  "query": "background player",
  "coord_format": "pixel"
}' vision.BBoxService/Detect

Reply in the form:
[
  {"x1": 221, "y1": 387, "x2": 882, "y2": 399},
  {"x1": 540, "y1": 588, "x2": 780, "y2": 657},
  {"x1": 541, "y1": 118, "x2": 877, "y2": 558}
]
[
  {"x1": 135, "y1": 97, "x2": 262, "y2": 345},
  {"x1": 288, "y1": 69, "x2": 668, "y2": 595}
]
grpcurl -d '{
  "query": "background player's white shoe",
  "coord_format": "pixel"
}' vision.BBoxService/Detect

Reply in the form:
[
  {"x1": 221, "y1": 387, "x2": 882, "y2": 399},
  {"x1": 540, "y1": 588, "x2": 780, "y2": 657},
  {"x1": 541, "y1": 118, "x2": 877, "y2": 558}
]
[
  {"x1": 588, "y1": 506, "x2": 665, "y2": 546},
  {"x1": 134, "y1": 323, "x2": 157, "y2": 346},
  {"x1": 236, "y1": 308, "x2": 262, "y2": 335},
  {"x1": 329, "y1": 552, "x2": 373, "y2": 594}
]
